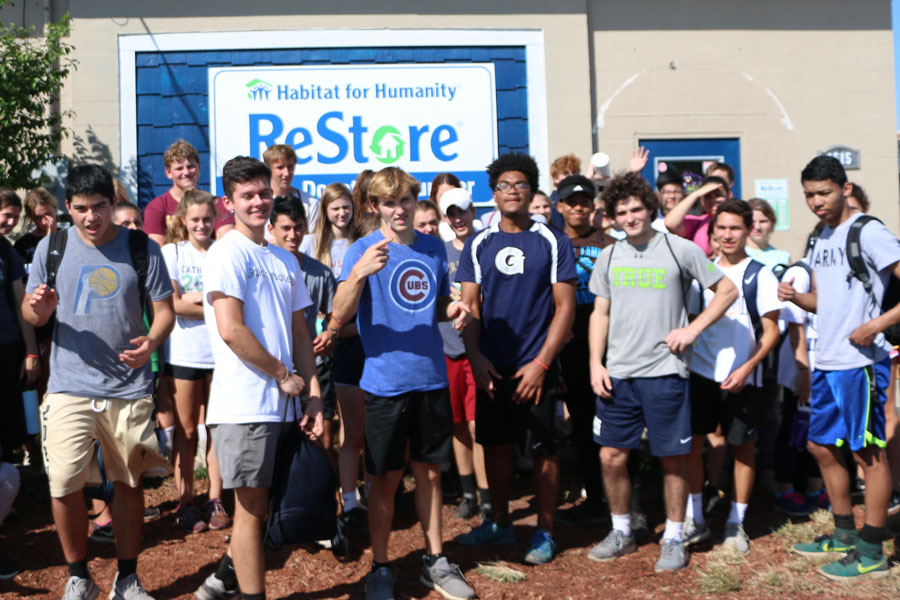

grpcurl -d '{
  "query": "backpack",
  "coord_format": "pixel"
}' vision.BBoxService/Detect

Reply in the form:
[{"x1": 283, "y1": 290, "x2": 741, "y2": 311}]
[
  {"x1": 697, "y1": 257, "x2": 767, "y2": 342},
  {"x1": 844, "y1": 215, "x2": 900, "y2": 346},
  {"x1": 265, "y1": 399, "x2": 338, "y2": 549},
  {"x1": 46, "y1": 228, "x2": 150, "y2": 309}
]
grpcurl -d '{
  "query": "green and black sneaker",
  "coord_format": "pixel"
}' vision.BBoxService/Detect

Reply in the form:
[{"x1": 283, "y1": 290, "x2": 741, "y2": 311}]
[
  {"x1": 791, "y1": 533, "x2": 856, "y2": 558},
  {"x1": 818, "y1": 545, "x2": 889, "y2": 582}
]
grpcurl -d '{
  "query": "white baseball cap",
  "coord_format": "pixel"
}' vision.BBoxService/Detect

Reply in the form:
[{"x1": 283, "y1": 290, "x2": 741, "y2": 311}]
[{"x1": 439, "y1": 187, "x2": 472, "y2": 215}]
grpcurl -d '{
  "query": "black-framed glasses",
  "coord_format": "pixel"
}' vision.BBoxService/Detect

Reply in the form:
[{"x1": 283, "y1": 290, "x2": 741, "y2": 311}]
[{"x1": 496, "y1": 181, "x2": 531, "y2": 192}]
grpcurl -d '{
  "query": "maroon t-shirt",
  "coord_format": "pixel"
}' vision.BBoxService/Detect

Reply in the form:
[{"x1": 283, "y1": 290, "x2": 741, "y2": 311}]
[
  {"x1": 142, "y1": 190, "x2": 234, "y2": 237},
  {"x1": 142, "y1": 190, "x2": 178, "y2": 236}
]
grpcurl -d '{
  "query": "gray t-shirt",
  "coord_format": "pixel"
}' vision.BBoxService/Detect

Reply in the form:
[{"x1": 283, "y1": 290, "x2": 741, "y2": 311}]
[
  {"x1": 298, "y1": 252, "x2": 336, "y2": 365},
  {"x1": 811, "y1": 213, "x2": 900, "y2": 370},
  {"x1": 27, "y1": 227, "x2": 173, "y2": 399},
  {"x1": 589, "y1": 232, "x2": 723, "y2": 378},
  {"x1": 439, "y1": 240, "x2": 465, "y2": 359}
]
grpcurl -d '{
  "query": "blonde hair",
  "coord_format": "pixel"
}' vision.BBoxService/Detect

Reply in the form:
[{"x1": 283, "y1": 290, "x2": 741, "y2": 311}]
[
  {"x1": 311, "y1": 182, "x2": 356, "y2": 268},
  {"x1": 166, "y1": 188, "x2": 217, "y2": 244},
  {"x1": 24, "y1": 188, "x2": 57, "y2": 219},
  {"x1": 368, "y1": 167, "x2": 421, "y2": 204},
  {"x1": 262, "y1": 144, "x2": 297, "y2": 167}
]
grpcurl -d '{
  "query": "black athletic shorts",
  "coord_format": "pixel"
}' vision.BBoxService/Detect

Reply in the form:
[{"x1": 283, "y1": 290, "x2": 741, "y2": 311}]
[
  {"x1": 332, "y1": 336, "x2": 365, "y2": 386},
  {"x1": 364, "y1": 388, "x2": 452, "y2": 475},
  {"x1": 475, "y1": 368, "x2": 560, "y2": 457},
  {"x1": 689, "y1": 372, "x2": 761, "y2": 446},
  {"x1": 163, "y1": 363, "x2": 213, "y2": 381}
]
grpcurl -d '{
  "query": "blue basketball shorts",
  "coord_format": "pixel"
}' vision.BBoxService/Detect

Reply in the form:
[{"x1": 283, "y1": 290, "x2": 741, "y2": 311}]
[
  {"x1": 594, "y1": 375, "x2": 692, "y2": 457},
  {"x1": 809, "y1": 358, "x2": 889, "y2": 452}
]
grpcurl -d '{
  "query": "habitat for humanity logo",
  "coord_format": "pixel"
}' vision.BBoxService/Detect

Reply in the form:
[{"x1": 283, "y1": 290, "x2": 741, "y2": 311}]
[
  {"x1": 246, "y1": 79, "x2": 273, "y2": 101},
  {"x1": 369, "y1": 126, "x2": 405, "y2": 164}
]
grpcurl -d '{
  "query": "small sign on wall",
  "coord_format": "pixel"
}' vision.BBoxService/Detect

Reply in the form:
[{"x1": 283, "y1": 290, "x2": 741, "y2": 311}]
[
  {"x1": 820, "y1": 146, "x2": 861, "y2": 170},
  {"x1": 754, "y1": 178, "x2": 790, "y2": 231}
]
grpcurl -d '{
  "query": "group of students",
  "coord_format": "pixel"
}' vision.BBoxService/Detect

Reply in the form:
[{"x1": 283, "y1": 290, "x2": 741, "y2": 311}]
[{"x1": 1, "y1": 138, "x2": 899, "y2": 600}]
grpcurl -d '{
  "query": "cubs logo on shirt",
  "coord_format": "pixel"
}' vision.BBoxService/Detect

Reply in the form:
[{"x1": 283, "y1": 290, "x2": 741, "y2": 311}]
[{"x1": 390, "y1": 259, "x2": 437, "y2": 311}]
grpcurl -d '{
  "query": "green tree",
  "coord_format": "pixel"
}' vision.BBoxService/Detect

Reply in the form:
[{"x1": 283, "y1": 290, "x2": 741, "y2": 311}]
[{"x1": 0, "y1": 2, "x2": 74, "y2": 189}]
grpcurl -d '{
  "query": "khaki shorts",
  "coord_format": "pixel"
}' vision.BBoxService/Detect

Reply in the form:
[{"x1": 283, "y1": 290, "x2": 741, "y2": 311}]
[{"x1": 41, "y1": 393, "x2": 171, "y2": 498}]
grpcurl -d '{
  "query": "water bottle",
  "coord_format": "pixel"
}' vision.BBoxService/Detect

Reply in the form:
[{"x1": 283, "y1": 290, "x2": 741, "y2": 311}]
[{"x1": 22, "y1": 387, "x2": 40, "y2": 435}]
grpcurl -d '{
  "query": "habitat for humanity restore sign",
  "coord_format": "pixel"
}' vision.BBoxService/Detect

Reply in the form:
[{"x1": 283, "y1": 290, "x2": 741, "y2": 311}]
[{"x1": 209, "y1": 63, "x2": 499, "y2": 202}]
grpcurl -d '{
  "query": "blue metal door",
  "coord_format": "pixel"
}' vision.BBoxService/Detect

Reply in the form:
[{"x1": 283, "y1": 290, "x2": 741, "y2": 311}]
[{"x1": 638, "y1": 138, "x2": 741, "y2": 195}]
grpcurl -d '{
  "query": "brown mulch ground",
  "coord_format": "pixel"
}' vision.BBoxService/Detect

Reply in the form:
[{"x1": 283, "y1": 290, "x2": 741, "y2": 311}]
[{"x1": 2, "y1": 448, "x2": 899, "y2": 600}]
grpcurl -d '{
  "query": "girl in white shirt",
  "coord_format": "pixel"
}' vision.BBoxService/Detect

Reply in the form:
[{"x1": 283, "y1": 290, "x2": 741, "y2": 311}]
[{"x1": 162, "y1": 189, "x2": 229, "y2": 534}]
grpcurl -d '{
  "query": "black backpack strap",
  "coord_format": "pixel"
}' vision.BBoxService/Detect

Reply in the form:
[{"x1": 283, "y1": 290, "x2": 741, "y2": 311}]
[
  {"x1": 128, "y1": 229, "x2": 150, "y2": 309},
  {"x1": 742, "y1": 259, "x2": 765, "y2": 341},
  {"x1": 846, "y1": 215, "x2": 881, "y2": 297},
  {"x1": 45, "y1": 230, "x2": 68, "y2": 290},
  {"x1": 662, "y1": 234, "x2": 690, "y2": 313},
  {"x1": 0, "y1": 237, "x2": 16, "y2": 313}
]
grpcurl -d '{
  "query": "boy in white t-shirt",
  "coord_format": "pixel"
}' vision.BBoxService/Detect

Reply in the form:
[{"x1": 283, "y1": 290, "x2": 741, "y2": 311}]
[
  {"x1": 684, "y1": 199, "x2": 782, "y2": 555},
  {"x1": 194, "y1": 156, "x2": 323, "y2": 600}
]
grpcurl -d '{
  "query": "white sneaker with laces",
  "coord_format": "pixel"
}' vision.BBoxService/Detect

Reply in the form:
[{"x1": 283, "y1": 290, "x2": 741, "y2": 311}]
[
  {"x1": 109, "y1": 573, "x2": 154, "y2": 600},
  {"x1": 62, "y1": 576, "x2": 100, "y2": 600}
]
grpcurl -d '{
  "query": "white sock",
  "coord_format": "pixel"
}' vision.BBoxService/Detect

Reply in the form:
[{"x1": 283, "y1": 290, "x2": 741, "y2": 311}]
[
  {"x1": 611, "y1": 513, "x2": 632, "y2": 537},
  {"x1": 663, "y1": 519, "x2": 683, "y2": 542},
  {"x1": 342, "y1": 491, "x2": 358, "y2": 512},
  {"x1": 196, "y1": 424, "x2": 208, "y2": 452},
  {"x1": 728, "y1": 501, "x2": 748, "y2": 525},
  {"x1": 690, "y1": 493, "x2": 705, "y2": 525},
  {"x1": 159, "y1": 426, "x2": 175, "y2": 458}
]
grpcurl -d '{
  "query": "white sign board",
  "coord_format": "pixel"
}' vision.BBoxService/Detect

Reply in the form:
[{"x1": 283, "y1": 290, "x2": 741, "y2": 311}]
[
  {"x1": 753, "y1": 178, "x2": 790, "y2": 231},
  {"x1": 209, "y1": 63, "x2": 498, "y2": 202}
]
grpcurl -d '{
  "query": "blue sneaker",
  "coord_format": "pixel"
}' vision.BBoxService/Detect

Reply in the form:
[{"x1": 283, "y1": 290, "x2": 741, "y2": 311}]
[
  {"x1": 774, "y1": 491, "x2": 811, "y2": 517},
  {"x1": 523, "y1": 530, "x2": 556, "y2": 565},
  {"x1": 454, "y1": 521, "x2": 515, "y2": 546}
]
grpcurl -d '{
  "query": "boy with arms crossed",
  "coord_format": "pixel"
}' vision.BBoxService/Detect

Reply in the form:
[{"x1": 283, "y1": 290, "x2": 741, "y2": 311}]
[
  {"x1": 587, "y1": 171, "x2": 737, "y2": 572},
  {"x1": 454, "y1": 153, "x2": 577, "y2": 565},
  {"x1": 194, "y1": 157, "x2": 323, "y2": 600},
  {"x1": 780, "y1": 156, "x2": 900, "y2": 580},
  {"x1": 684, "y1": 199, "x2": 782, "y2": 554},
  {"x1": 23, "y1": 165, "x2": 175, "y2": 600},
  {"x1": 331, "y1": 167, "x2": 474, "y2": 600}
]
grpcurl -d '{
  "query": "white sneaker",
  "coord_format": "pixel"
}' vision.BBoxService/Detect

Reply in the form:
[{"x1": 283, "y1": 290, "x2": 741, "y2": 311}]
[
  {"x1": 62, "y1": 576, "x2": 100, "y2": 600},
  {"x1": 722, "y1": 522, "x2": 750, "y2": 555},
  {"x1": 109, "y1": 573, "x2": 154, "y2": 600}
]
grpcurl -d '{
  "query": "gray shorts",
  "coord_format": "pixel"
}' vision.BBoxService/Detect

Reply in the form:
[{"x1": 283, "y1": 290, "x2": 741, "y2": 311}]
[{"x1": 210, "y1": 422, "x2": 285, "y2": 489}]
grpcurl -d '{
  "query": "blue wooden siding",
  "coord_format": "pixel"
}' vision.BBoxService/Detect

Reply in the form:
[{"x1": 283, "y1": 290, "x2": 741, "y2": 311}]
[{"x1": 133, "y1": 47, "x2": 529, "y2": 206}]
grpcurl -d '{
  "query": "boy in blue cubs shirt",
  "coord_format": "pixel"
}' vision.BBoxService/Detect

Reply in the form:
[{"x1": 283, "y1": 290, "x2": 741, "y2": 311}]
[
  {"x1": 780, "y1": 156, "x2": 900, "y2": 581},
  {"x1": 331, "y1": 167, "x2": 475, "y2": 600},
  {"x1": 454, "y1": 152, "x2": 577, "y2": 565}
]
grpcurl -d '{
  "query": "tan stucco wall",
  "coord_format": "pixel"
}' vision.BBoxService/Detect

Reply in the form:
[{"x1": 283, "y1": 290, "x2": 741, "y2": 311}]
[
  {"x1": 13, "y1": 0, "x2": 897, "y2": 260},
  {"x1": 588, "y1": 1, "x2": 899, "y2": 259},
  {"x1": 58, "y1": 2, "x2": 593, "y2": 192}
]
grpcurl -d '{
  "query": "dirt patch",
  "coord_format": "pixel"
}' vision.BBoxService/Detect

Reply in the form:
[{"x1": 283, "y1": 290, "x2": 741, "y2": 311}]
[{"x1": 2, "y1": 456, "x2": 899, "y2": 599}]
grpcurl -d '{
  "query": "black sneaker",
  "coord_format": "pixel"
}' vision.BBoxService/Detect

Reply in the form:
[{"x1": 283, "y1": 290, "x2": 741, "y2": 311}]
[
  {"x1": 340, "y1": 507, "x2": 369, "y2": 534},
  {"x1": 554, "y1": 501, "x2": 608, "y2": 526},
  {"x1": 0, "y1": 558, "x2": 21, "y2": 580},
  {"x1": 631, "y1": 512, "x2": 650, "y2": 544},
  {"x1": 454, "y1": 496, "x2": 479, "y2": 520},
  {"x1": 89, "y1": 522, "x2": 115, "y2": 544}
]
